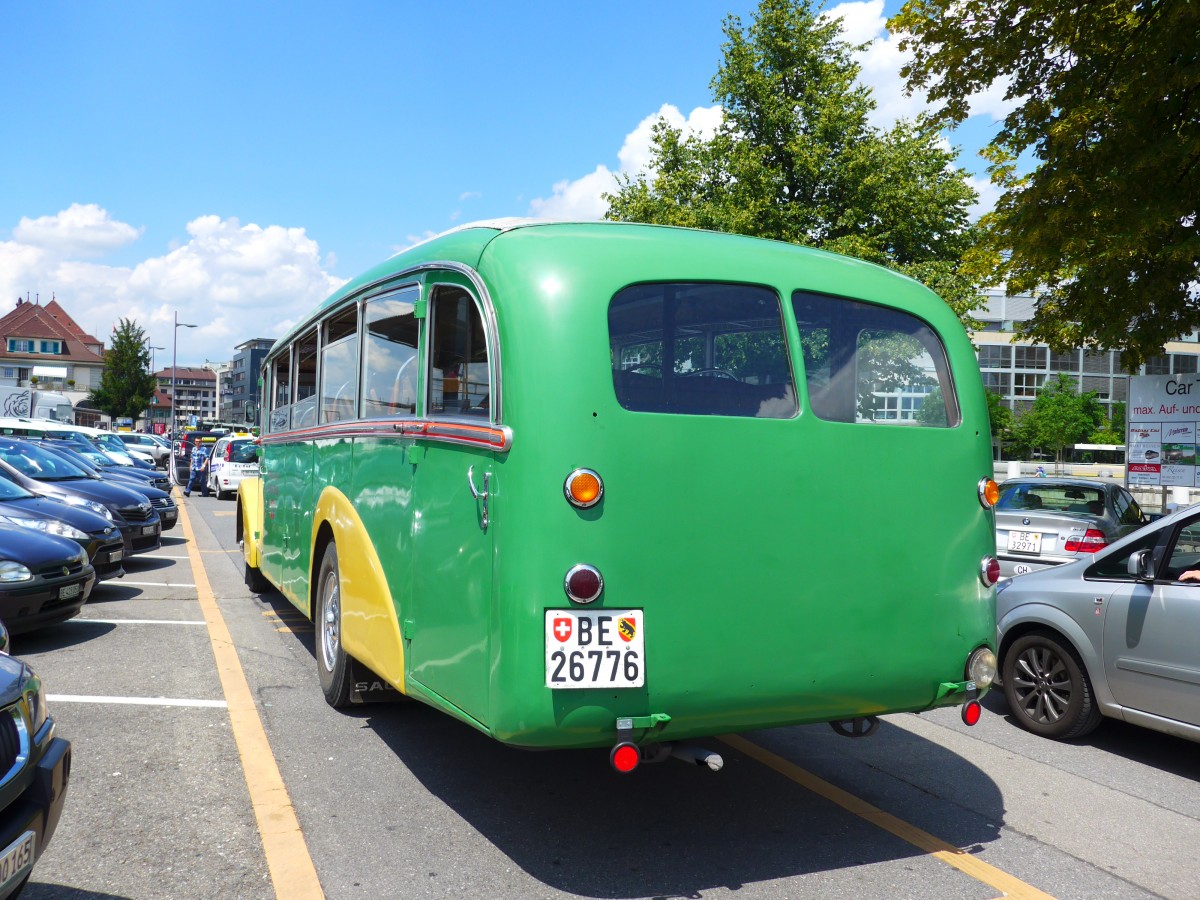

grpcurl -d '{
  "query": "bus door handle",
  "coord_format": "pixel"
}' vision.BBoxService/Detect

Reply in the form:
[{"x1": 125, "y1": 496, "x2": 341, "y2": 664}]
[{"x1": 467, "y1": 465, "x2": 491, "y2": 531}]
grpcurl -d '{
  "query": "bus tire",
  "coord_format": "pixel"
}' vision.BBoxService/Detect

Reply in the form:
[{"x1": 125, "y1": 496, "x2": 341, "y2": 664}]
[
  {"x1": 244, "y1": 559, "x2": 270, "y2": 594},
  {"x1": 1002, "y1": 631, "x2": 1102, "y2": 740},
  {"x1": 316, "y1": 543, "x2": 353, "y2": 708}
]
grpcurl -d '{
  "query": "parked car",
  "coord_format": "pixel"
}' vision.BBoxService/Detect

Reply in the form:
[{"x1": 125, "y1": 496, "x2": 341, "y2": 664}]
[
  {"x1": 0, "y1": 619, "x2": 72, "y2": 897},
  {"x1": 0, "y1": 522, "x2": 95, "y2": 635},
  {"x1": 0, "y1": 439, "x2": 162, "y2": 558},
  {"x1": 116, "y1": 433, "x2": 171, "y2": 467},
  {"x1": 994, "y1": 478, "x2": 1150, "y2": 579},
  {"x1": 996, "y1": 502, "x2": 1200, "y2": 744},
  {"x1": 207, "y1": 436, "x2": 258, "y2": 500},
  {"x1": 0, "y1": 473, "x2": 124, "y2": 581}
]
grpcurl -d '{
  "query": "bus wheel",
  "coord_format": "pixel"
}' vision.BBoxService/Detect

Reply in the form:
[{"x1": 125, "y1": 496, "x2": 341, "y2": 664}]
[
  {"x1": 1002, "y1": 631, "x2": 1102, "y2": 740},
  {"x1": 244, "y1": 559, "x2": 270, "y2": 593},
  {"x1": 316, "y1": 543, "x2": 353, "y2": 708}
]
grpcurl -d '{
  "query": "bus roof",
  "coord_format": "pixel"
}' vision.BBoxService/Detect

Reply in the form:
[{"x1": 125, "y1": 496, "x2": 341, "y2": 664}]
[{"x1": 270, "y1": 220, "x2": 938, "y2": 359}]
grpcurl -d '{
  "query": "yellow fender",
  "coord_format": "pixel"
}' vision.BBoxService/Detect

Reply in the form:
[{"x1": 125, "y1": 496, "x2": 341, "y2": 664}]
[
  {"x1": 237, "y1": 476, "x2": 264, "y2": 570},
  {"x1": 311, "y1": 486, "x2": 407, "y2": 694}
]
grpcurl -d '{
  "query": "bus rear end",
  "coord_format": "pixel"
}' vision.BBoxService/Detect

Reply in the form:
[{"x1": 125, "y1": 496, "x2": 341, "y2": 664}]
[{"x1": 482, "y1": 227, "x2": 997, "y2": 760}]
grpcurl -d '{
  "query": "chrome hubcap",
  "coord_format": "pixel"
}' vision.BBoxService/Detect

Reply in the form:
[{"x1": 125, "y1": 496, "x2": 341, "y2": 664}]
[{"x1": 320, "y1": 570, "x2": 340, "y2": 672}]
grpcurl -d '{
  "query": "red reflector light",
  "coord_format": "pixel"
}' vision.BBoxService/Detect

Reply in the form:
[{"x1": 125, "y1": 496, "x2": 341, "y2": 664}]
[
  {"x1": 1065, "y1": 529, "x2": 1107, "y2": 553},
  {"x1": 610, "y1": 742, "x2": 640, "y2": 773},
  {"x1": 565, "y1": 564, "x2": 603, "y2": 604},
  {"x1": 980, "y1": 556, "x2": 1000, "y2": 587},
  {"x1": 962, "y1": 700, "x2": 982, "y2": 726}
]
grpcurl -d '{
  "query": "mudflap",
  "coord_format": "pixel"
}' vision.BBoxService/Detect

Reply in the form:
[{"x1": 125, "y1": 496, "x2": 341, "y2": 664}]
[{"x1": 348, "y1": 657, "x2": 405, "y2": 705}]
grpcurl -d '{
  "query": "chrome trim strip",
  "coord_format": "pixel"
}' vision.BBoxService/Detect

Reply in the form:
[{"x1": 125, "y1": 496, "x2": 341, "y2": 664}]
[{"x1": 259, "y1": 418, "x2": 513, "y2": 453}]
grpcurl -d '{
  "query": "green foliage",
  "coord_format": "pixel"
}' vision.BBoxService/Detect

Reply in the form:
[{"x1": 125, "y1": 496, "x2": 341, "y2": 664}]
[
  {"x1": 88, "y1": 319, "x2": 158, "y2": 424},
  {"x1": 891, "y1": 0, "x2": 1200, "y2": 366},
  {"x1": 1013, "y1": 374, "x2": 1102, "y2": 463},
  {"x1": 983, "y1": 388, "x2": 1013, "y2": 443},
  {"x1": 604, "y1": 0, "x2": 989, "y2": 323}
]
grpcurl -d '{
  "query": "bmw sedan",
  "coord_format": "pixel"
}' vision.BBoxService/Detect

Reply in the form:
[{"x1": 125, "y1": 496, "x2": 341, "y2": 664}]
[
  {"x1": 995, "y1": 478, "x2": 1150, "y2": 578},
  {"x1": 995, "y1": 503, "x2": 1200, "y2": 744}
]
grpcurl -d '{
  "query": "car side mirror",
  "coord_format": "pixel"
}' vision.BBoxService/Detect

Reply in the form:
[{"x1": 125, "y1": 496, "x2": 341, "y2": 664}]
[{"x1": 1126, "y1": 549, "x2": 1154, "y2": 581}]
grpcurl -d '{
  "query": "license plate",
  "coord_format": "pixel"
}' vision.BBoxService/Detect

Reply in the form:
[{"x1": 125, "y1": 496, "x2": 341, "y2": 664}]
[
  {"x1": 1008, "y1": 530, "x2": 1042, "y2": 553},
  {"x1": 545, "y1": 610, "x2": 644, "y2": 689},
  {"x1": 108, "y1": 548, "x2": 123, "y2": 563},
  {"x1": 142, "y1": 525, "x2": 158, "y2": 535},
  {"x1": 0, "y1": 831, "x2": 34, "y2": 892},
  {"x1": 59, "y1": 582, "x2": 82, "y2": 600}
]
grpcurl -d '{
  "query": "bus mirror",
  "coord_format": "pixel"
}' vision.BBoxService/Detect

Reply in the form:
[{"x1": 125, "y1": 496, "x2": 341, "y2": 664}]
[{"x1": 1126, "y1": 549, "x2": 1153, "y2": 581}]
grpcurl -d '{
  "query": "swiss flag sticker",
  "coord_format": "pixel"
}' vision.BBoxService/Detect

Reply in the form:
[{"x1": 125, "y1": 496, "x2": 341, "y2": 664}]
[{"x1": 552, "y1": 617, "x2": 573, "y2": 642}]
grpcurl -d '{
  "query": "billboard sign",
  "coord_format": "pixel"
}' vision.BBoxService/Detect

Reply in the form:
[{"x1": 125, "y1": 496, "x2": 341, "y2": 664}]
[{"x1": 1128, "y1": 375, "x2": 1200, "y2": 486}]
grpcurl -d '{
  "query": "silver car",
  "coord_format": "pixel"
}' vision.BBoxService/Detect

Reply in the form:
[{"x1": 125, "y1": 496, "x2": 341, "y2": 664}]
[
  {"x1": 995, "y1": 503, "x2": 1200, "y2": 744},
  {"x1": 995, "y1": 478, "x2": 1149, "y2": 578}
]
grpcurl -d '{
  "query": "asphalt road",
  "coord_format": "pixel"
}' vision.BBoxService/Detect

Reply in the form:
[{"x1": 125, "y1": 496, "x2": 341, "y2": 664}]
[{"x1": 9, "y1": 494, "x2": 1200, "y2": 899}]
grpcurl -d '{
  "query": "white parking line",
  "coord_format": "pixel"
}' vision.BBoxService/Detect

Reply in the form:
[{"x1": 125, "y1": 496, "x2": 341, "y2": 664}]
[
  {"x1": 70, "y1": 619, "x2": 207, "y2": 626},
  {"x1": 48, "y1": 695, "x2": 228, "y2": 708},
  {"x1": 114, "y1": 585, "x2": 196, "y2": 592}
]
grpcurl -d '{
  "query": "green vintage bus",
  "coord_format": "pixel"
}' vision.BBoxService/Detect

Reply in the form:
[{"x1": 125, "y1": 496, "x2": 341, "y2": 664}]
[{"x1": 238, "y1": 220, "x2": 999, "y2": 772}]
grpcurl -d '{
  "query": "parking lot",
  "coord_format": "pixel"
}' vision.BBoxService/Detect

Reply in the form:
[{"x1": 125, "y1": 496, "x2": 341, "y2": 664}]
[{"x1": 8, "y1": 496, "x2": 1200, "y2": 899}]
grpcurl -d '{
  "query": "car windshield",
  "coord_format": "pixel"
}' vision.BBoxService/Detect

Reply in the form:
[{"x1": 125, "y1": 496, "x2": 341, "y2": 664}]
[
  {"x1": 998, "y1": 483, "x2": 1106, "y2": 514},
  {"x1": 0, "y1": 472, "x2": 34, "y2": 500},
  {"x1": 0, "y1": 441, "x2": 90, "y2": 481},
  {"x1": 40, "y1": 444, "x2": 104, "y2": 473}
]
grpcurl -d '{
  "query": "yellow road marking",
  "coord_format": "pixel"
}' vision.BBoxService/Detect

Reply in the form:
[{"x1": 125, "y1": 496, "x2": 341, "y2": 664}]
[
  {"x1": 179, "y1": 504, "x2": 324, "y2": 899},
  {"x1": 720, "y1": 734, "x2": 1055, "y2": 900}
]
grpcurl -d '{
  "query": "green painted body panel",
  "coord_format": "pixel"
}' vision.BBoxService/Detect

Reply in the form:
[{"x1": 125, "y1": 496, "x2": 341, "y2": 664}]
[{"x1": 258, "y1": 222, "x2": 995, "y2": 749}]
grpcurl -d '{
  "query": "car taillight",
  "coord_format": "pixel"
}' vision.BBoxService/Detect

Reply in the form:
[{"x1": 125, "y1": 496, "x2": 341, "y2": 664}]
[
  {"x1": 980, "y1": 556, "x2": 1000, "y2": 587},
  {"x1": 1065, "y1": 529, "x2": 1108, "y2": 552},
  {"x1": 224, "y1": 444, "x2": 232, "y2": 460}
]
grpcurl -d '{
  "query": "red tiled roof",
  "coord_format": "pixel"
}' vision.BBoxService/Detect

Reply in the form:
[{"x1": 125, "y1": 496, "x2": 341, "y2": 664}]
[{"x1": 0, "y1": 298, "x2": 106, "y2": 364}]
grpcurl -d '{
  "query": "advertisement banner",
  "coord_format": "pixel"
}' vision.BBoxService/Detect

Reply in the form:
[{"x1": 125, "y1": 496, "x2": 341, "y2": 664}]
[{"x1": 1127, "y1": 374, "x2": 1200, "y2": 488}]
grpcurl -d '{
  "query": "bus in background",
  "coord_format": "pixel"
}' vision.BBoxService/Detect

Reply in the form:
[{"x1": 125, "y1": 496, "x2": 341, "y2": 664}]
[{"x1": 238, "y1": 220, "x2": 999, "y2": 772}]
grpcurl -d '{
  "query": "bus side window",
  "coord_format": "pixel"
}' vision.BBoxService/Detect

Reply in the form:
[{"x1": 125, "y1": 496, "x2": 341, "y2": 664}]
[
  {"x1": 293, "y1": 329, "x2": 318, "y2": 428},
  {"x1": 320, "y1": 305, "x2": 359, "y2": 424},
  {"x1": 362, "y1": 287, "x2": 419, "y2": 418},
  {"x1": 429, "y1": 286, "x2": 490, "y2": 417},
  {"x1": 269, "y1": 348, "x2": 292, "y2": 433}
]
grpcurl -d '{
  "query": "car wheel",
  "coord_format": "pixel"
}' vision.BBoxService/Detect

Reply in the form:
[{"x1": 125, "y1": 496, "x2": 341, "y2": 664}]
[
  {"x1": 315, "y1": 543, "x2": 353, "y2": 708},
  {"x1": 1003, "y1": 631, "x2": 1103, "y2": 740}
]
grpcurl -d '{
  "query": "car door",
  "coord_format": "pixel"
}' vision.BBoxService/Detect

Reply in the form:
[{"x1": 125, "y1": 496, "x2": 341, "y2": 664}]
[{"x1": 1102, "y1": 513, "x2": 1200, "y2": 727}]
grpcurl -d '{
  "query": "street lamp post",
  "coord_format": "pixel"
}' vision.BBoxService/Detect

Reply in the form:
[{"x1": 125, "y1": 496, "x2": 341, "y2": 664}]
[
  {"x1": 145, "y1": 344, "x2": 165, "y2": 432},
  {"x1": 147, "y1": 345, "x2": 164, "y2": 373},
  {"x1": 172, "y1": 312, "x2": 197, "y2": 440}
]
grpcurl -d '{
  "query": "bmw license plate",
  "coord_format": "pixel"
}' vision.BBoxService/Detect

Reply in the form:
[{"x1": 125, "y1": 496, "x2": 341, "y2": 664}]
[
  {"x1": 59, "y1": 582, "x2": 82, "y2": 600},
  {"x1": 1008, "y1": 530, "x2": 1042, "y2": 554},
  {"x1": 545, "y1": 610, "x2": 644, "y2": 689},
  {"x1": 0, "y1": 831, "x2": 34, "y2": 893}
]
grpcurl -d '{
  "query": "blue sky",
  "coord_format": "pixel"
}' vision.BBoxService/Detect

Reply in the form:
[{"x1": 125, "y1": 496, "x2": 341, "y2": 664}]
[{"x1": 1, "y1": 1, "x2": 1012, "y2": 367}]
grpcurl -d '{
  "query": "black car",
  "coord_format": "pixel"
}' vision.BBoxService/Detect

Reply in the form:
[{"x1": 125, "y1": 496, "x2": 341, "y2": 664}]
[
  {"x1": 30, "y1": 442, "x2": 177, "y2": 531},
  {"x1": 0, "y1": 474, "x2": 124, "y2": 581},
  {"x1": 0, "y1": 620, "x2": 72, "y2": 897},
  {"x1": 0, "y1": 523, "x2": 95, "y2": 635},
  {"x1": 0, "y1": 439, "x2": 162, "y2": 558}
]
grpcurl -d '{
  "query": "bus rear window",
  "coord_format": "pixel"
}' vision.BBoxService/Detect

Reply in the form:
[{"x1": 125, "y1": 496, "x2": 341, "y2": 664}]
[
  {"x1": 793, "y1": 292, "x2": 959, "y2": 427},
  {"x1": 609, "y1": 283, "x2": 797, "y2": 418}
]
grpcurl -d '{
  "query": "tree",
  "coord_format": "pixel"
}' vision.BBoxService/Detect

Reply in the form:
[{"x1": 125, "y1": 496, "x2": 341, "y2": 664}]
[
  {"x1": 89, "y1": 319, "x2": 158, "y2": 425},
  {"x1": 890, "y1": 0, "x2": 1200, "y2": 367},
  {"x1": 1013, "y1": 374, "x2": 1100, "y2": 466},
  {"x1": 984, "y1": 388, "x2": 1014, "y2": 448},
  {"x1": 604, "y1": 0, "x2": 989, "y2": 322}
]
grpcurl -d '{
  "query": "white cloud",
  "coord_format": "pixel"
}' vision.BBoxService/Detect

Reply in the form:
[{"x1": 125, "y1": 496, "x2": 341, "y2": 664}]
[
  {"x1": 0, "y1": 206, "x2": 344, "y2": 366},
  {"x1": 528, "y1": 104, "x2": 723, "y2": 221},
  {"x1": 13, "y1": 203, "x2": 142, "y2": 258}
]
